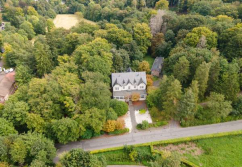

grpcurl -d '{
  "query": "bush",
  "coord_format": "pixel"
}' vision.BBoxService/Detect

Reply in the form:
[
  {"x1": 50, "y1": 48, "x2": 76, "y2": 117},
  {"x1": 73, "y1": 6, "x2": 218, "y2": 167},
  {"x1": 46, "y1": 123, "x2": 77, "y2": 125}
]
[
  {"x1": 150, "y1": 107, "x2": 159, "y2": 117},
  {"x1": 139, "y1": 109, "x2": 146, "y2": 114},
  {"x1": 106, "y1": 108, "x2": 118, "y2": 120},
  {"x1": 147, "y1": 75, "x2": 154, "y2": 86},
  {"x1": 141, "y1": 120, "x2": 149, "y2": 130},
  {"x1": 103, "y1": 120, "x2": 116, "y2": 132},
  {"x1": 110, "y1": 99, "x2": 128, "y2": 116},
  {"x1": 149, "y1": 121, "x2": 168, "y2": 128},
  {"x1": 131, "y1": 93, "x2": 140, "y2": 102},
  {"x1": 116, "y1": 119, "x2": 125, "y2": 130},
  {"x1": 109, "y1": 128, "x2": 129, "y2": 135},
  {"x1": 82, "y1": 129, "x2": 93, "y2": 139}
]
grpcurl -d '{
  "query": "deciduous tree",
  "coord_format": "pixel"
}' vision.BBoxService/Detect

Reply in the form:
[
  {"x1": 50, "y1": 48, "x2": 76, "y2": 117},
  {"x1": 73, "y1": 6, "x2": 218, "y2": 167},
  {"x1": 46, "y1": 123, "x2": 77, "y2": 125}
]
[{"x1": 133, "y1": 23, "x2": 152, "y2": 54}]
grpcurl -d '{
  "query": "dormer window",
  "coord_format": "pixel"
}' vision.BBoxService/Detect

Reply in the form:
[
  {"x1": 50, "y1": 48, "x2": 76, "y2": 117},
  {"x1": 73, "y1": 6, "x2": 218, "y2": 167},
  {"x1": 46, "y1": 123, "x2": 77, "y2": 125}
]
[
  {"x1": 115, "y1": 87, "x2": 119, "y2": 90},
  {"x1": 140, "y1": 86, "x2": 144, "y2": 89},
  {"x1": 128, "y1": 86, "x2": 130, "y2": 89},
  {"x1": 123, "y1": 86, "x2": 125, "y2": 89},
  {"x1": 134, "y1": 86, "x2": 136, "y2": 89}
]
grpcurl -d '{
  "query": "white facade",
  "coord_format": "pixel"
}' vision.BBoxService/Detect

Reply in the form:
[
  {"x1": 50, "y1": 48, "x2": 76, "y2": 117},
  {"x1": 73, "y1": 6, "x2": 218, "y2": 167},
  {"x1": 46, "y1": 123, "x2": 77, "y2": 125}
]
[
  {"x1": 112, "y1": 71, "x2": 147, "y2": 102},
  {"x1": 113, "y1": 83, "x2": 146, "y2": 92}
]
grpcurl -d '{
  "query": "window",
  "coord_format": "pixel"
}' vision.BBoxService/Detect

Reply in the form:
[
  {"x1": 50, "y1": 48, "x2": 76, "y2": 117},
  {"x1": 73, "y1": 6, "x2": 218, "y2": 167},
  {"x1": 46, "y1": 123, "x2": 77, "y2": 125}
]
[
  {"x1": 128, "y1": 86, "x2": 130, "y2": 90},
  {"x1": 116, "y1": 97, "x2": 120, "y2": 99},
  {"x1": 141, "y1": 94, "x2": 145, "y2": 98},
  {"x1": 123, "y1": 86, "x2": 125, "y2": 89},
  {"x1": 140, "y1": 86, "x2": 144, "y2": 89},
  {"x1": 120, "y1": 96, "x2": 124, "y2": 99},
  {"x1": 115, "y1": 87, "x2": 119, "y2": 90},
  {"x1": 134, "y1": 86, "x2": 136, "y2": 89}
]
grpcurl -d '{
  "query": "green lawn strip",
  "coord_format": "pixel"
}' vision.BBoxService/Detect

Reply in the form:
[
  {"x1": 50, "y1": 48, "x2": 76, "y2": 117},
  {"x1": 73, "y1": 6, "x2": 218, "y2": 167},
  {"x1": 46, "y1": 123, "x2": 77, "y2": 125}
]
[
  {"x1": 185, "y1": 135, "x2": 242, "y2": 167},
  {"x1": 144, "y1": 55, "x2": 155, "y2": 68}
]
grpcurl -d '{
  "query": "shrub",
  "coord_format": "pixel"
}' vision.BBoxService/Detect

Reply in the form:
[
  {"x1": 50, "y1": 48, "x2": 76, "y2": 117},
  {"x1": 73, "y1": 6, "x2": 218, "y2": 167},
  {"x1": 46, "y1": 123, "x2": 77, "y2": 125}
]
[
  {"x1": 106, "y1": 108, "x2": 118, "y2": 120},
  {"x1": 116, "y1": 119, "x2": 125, "y2": 130},
  {"x1": 103, "y1": 120, "x2": 116, "y2": 132},
  {"x1": 124, "y1": 145, "x2": 135, "y2": 154},
  {"x1": 82, "y1": 129, "x2": 93, "y2": 139},
  {"x1": 109, "y1": 128, "x2": 129, "y2": 135},
  {"x1": 147, "y1": 75, "x2": 154, "y2": 86},
  {"x1": 141, "y1": 120, "x2": 149, "y2": 130},
  {"x1": 131, "y1": 93, "x2": 140, "y2": 102},
  {"x1": 150, "y1": 107, "x2": 159, "y2": 118},
  {"x1": 129, "y1": 150, "x2": 138, "y2": 162},
  {"x1": 139, "y1": 109, "x2": 146, "y2": 114},
  {"x1": 149, "y1": 121, "x2": 168, "y2": 128},
  {"x1": 110, "y1": 99, "x2": 128, "y2": 116}
]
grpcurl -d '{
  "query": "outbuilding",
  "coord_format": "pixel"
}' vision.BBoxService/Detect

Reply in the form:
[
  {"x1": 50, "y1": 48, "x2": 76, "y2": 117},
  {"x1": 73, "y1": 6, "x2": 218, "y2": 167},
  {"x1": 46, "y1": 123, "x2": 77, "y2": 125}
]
[{"x1": 151, "y1": 57, "x2": 164, "y2": 77}]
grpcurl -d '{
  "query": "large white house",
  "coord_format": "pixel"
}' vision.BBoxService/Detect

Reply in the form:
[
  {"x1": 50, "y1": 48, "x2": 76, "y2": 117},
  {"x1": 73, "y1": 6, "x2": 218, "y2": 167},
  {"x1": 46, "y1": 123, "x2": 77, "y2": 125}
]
[{"x1": 111, "y1": 71, "x2": 147, "y2": 101}]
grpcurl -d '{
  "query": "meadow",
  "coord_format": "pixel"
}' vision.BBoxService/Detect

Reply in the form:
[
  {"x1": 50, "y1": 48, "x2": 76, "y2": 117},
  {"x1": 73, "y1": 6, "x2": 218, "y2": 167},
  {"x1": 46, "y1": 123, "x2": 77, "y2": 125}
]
[{"x1": 53, "y1": 14, "x2": 96, "y2": 30}]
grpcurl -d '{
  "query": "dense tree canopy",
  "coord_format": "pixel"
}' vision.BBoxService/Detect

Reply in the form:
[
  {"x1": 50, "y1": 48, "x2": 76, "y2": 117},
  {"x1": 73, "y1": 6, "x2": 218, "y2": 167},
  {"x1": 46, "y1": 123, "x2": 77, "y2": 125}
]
[{"x1": 0, "y1": 0, "x2": 242, "y2": 160}]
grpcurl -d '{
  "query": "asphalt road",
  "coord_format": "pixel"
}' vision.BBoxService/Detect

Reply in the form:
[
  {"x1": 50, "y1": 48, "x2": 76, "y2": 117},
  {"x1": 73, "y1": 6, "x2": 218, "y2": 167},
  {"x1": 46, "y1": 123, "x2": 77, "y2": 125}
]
[{"x1": 55, "y1": 120, "x2": 242, "y2": 161}]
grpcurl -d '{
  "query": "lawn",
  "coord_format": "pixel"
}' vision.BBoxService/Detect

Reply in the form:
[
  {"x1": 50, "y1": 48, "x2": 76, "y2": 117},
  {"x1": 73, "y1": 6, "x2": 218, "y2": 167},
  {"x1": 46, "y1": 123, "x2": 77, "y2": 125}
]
[
  {"x1": 144, "y1": 55, "x2": 155, "y2": 68},
  {"x1": 185, "y1": 135, "x2": 242, "y2": 167},
  {"x1": 53, "y1": 14, "x2": 96, "y2": 30}
]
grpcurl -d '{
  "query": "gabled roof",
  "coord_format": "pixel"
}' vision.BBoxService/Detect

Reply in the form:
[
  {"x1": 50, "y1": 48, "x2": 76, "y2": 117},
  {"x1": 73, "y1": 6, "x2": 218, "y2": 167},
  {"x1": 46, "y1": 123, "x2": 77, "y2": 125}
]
[
  {"x1": 0, "y1": 72, "x2": 15, "y2": 97},
  {"x1": 111, "y1": 71, "x2": 147, "y2": 87},
  {"x1": 151, "y1": 57, "x2": 164, "y2": 73}
]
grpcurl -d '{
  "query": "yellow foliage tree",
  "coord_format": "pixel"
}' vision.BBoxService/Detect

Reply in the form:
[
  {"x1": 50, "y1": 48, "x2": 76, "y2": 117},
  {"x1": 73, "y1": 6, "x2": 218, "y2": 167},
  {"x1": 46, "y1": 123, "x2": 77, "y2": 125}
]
[
  {"x1": 155, "y1": 0, "x2": 169, "y2": 10},
  {"x1": 138, "y1": 61, "x2": 150, "y2": 73},
  {"x1": 146, "y1": 74, "x2": 154, "y2": 86},
  {"x1": 116, "y1": 119, "x2": 125, "y2": 130},
  {"x1": 103, "y1": 120, "x2": 116, "y2": 132},
  {"x1": 131, "y1": 93, "x2": 140, "y2": 102}
]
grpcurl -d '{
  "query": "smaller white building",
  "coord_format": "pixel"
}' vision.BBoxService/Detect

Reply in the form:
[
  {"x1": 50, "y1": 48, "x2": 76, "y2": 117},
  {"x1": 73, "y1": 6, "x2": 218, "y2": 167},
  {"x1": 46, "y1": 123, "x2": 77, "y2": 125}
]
[{"x1": 111, "y1": 71, "x2": 147, "y2": 101}]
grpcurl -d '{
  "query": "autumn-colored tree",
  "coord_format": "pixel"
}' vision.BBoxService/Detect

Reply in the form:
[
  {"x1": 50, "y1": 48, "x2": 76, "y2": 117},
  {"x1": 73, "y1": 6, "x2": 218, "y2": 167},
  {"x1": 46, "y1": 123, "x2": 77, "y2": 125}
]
[
  {"x1": 155, "y1": 0, "x2": 169, "y2": 10},
  {"x1": 131, "y1": 93, "x2": 141, "y2": 101},
  {"x1": 116, "y1": 119, "x2": 125, "y2": 130},
  {"x1": 139, "y1": 61, "x2": 150, "y2": 73},
  {"x1": 103, "y1": 120, "x2": 116, "y2": 132},
  {"x1": 147, "y1": 75, "x2": 154, "y2": 86}
]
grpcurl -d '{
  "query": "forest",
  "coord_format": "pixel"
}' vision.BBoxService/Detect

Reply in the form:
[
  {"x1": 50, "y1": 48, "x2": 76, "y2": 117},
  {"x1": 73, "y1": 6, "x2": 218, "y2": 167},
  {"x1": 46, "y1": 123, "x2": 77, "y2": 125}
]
[{"x1": 0, "y1": 0, "x2": 242, "y2": 166}]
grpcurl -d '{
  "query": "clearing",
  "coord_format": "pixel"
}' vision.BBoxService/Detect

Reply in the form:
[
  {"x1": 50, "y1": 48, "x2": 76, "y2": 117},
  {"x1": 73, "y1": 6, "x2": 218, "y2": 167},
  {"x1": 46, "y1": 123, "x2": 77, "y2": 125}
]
[{"x1": 53, "y1": 14, "x2": 95, "y2": 30}]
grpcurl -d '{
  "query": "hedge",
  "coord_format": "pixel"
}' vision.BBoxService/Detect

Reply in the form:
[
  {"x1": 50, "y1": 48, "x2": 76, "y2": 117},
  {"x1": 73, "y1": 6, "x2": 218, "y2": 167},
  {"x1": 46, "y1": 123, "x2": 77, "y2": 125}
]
[
  {"x1": 91, "y1": 131, "x2": 242, "y2": 166},
  {"x1": 91, "y1": 130, "x2": 242, "y2": 154}
]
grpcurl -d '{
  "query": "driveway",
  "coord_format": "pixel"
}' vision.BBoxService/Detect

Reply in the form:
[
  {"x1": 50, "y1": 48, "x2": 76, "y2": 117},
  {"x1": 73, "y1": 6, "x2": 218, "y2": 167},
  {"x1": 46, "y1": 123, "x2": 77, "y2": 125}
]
[{"x1": 55, "y1": 120, "x2": 242, "y2": 162}]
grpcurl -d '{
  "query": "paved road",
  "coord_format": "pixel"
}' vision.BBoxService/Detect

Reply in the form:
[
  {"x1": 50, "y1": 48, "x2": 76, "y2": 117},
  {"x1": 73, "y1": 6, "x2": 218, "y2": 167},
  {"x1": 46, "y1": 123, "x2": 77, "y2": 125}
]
[{"x1": 55, "y1": 120, "x2": 242, "y2": 162}]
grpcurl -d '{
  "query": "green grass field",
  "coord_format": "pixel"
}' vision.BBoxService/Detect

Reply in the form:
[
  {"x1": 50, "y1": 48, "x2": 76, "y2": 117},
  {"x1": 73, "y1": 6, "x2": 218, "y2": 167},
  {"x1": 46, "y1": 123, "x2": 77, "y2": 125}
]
[
  {"x1": 144, "y1": 55, "x2": 155, "y2": 68},
  {"x1": 186, "y1": 135, "x2": 242, "y2": 167}
]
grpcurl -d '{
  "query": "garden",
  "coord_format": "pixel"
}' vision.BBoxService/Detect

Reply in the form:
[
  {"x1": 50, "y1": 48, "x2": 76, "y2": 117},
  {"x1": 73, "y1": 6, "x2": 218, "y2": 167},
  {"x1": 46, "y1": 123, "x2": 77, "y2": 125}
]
[{"x1": 92, "y1": 131, "x2": 242, "y2": 167}]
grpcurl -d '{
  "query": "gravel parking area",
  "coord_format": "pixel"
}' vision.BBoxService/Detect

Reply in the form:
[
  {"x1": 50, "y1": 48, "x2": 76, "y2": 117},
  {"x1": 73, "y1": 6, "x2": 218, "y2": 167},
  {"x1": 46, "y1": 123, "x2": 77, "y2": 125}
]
[
  {"x1": 119, "y1": 111, "x2": 132, "y2": 133},
  {"x1": 135, "y1": 110, "x2": 152, "y2": 124}
]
